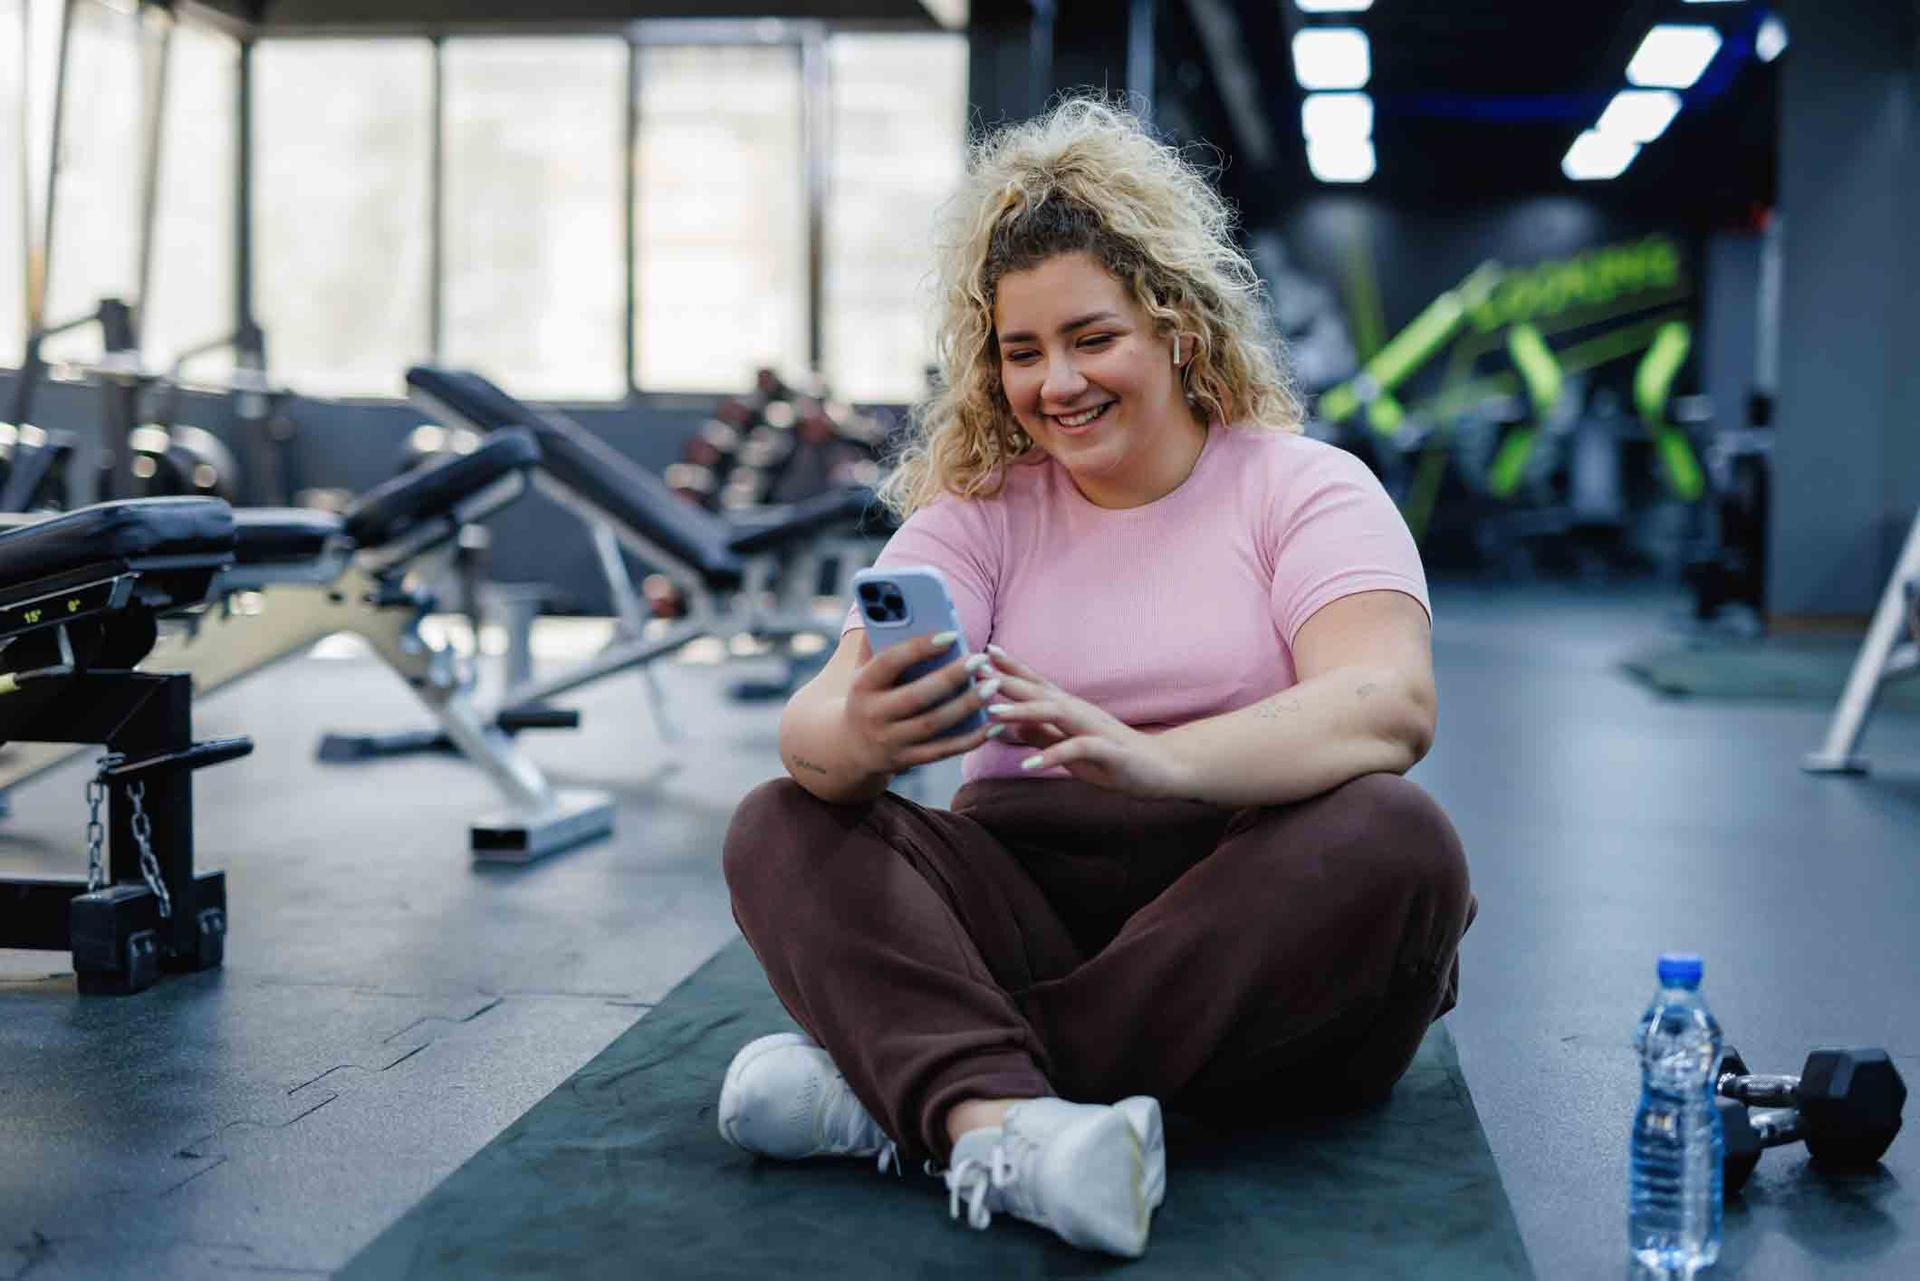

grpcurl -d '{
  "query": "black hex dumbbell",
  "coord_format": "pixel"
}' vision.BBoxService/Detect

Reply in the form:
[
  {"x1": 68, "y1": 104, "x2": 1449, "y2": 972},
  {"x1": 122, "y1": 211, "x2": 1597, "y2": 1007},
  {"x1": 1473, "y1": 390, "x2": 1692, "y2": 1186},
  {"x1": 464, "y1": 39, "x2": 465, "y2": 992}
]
[{"x1": 1714, "y1": 1046, "x2": 1906, "y2": 1193}]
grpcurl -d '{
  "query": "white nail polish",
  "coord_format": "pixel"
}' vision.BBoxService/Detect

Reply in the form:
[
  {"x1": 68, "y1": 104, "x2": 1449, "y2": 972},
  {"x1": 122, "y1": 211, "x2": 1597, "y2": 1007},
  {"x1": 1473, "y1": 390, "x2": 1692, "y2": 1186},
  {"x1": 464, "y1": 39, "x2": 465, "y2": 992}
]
[
  {"x1": 964, "y1": 653, "x2": 992, "y2": 674},
  {"x1": 986, "y1": 723, "x2": 1007, "y2": 739},
  {"x1": 1019, "y1": 756, "x2": 1045, "y2": 771},
  {"x1": 987, "y1": 703, "x2": 1013, "y2": 715},
  {"x1": 976, "y1": 679, "x2": 1003, "y2": 701}
]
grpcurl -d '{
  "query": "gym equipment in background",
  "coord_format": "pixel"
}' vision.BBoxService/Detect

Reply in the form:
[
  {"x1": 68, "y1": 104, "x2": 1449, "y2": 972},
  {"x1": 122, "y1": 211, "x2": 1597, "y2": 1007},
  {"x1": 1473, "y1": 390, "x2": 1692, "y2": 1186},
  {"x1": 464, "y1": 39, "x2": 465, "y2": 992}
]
[
  {"x1": 12, "y1": 299, "x2": 304, "y2": 511},
  {"x1": 664, "y1": 368, "x2": 888, "y2": 518},
  {"x1": 0, "y1": 422, "x2": 79, "y2": 513},
  {"x1": 0, "y1": 498, "x2": 250, "y2": 994},
  {"x1": 0, "y1": 432, "x2": 613, "y2": 861},
  {"x1": 19, "y1": 1, "x2": 302, "y2": 514},
  {"x1": 1714, "y1": 1046, "x2": 1907, "y2": 1193},
  {"x1": 1684, "y1": 391, "x2": 1771, "y2": 629},
  {"x1": 655, "y1": 367, "x2": 893, "y2": 700},
  {"x1": 399, "y1": 366, "x2": 883, "y2": 741},
  {"x1": 171, "y1": 429, "x2": 614, "y2": 861},
  {"x1": 1803, "y1": 500, "x2": 1920, "y2": 775},
  {"x1": 1311, "y1": 239, "x2": 1707, "y2": 573}
]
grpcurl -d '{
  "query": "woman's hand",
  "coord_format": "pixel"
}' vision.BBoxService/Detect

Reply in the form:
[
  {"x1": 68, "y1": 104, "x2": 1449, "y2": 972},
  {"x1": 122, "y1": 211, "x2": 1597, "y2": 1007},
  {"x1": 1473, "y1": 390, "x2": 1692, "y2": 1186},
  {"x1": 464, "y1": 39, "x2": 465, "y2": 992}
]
[
  {"x1": 842, "y1": 632, "x2": 1003, "y2": 776},
  {"x1": 981, "y1": 644, "x2": 1195, "y2": 800}
]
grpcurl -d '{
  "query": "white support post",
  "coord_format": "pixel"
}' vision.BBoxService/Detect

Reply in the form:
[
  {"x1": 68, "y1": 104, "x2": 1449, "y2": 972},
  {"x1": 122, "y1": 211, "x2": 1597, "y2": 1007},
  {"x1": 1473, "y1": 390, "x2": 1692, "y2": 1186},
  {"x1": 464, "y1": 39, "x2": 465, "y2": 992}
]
[{"x1": 1804, "y1": 506, "x2": 1920, "y2": 774}]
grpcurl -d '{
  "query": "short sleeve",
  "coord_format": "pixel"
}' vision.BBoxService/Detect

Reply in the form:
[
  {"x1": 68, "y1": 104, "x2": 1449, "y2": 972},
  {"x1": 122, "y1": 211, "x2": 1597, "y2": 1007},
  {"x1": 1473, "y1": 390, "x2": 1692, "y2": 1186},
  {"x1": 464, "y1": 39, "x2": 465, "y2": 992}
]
[
  {"x1": 840, "y1": 495, "x2": 1000, "y2": 657},
  {"x1": 1267, "y1": 446, "x2": 1431, "y2": 648}
]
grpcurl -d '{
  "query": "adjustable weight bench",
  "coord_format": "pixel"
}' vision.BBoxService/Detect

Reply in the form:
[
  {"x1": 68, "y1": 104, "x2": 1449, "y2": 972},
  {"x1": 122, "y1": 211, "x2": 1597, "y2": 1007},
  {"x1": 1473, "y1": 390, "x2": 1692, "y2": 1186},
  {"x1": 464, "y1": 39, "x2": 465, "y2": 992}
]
[
  {"x1": 404, "y1": 366, "x2": 882, "y2": 735},
  {"x1": 0, "y1": 431, "x2": 614, "y2": 861},
  {"x1": 0, "y1": 497, "x2": 252, "y2": 993},
  {"x1": 171, "y1": 429, "x2": 615, "y2": 860}
]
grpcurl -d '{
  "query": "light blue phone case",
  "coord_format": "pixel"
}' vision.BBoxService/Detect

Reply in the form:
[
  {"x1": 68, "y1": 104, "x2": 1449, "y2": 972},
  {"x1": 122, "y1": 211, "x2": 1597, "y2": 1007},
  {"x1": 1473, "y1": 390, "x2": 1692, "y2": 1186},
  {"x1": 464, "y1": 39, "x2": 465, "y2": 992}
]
[{"x1": 850, "y1": 565, "x2": 990, "y2": 740}]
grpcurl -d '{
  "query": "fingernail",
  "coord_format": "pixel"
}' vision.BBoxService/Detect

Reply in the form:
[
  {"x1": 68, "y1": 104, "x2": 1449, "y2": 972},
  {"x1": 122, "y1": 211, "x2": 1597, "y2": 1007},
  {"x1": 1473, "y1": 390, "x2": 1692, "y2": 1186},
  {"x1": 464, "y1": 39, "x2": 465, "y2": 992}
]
[
  {"x1": 987, "y1": 644, "x2": 1009, "y2": 659},
  {"x1": 1019, "y1": 755, "x2": 1045, "y2": 771},
  {"x1": 985, "y1": 723, "x2": 1008, "y2": 739},
  {"x1": 931, "y1": 631, "x2": 958, "y2": 647},
  {"x1": 976, "y1": 679, "x2": 1003, "y2": 701},
  {"x1": 964, "y1": 653, "x2": 993, "y2": 673},
  {"x1": 987, "y1": 703, "x2": 1013, "y2": 715}
]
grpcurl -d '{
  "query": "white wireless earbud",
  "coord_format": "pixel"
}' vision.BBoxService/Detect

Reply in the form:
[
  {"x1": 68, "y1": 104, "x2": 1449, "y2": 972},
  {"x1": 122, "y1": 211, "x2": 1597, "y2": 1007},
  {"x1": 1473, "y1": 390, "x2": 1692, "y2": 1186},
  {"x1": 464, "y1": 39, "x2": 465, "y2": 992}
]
[{"x1": 1172, "y1": 337, "x2": 1183, "y2": 366}]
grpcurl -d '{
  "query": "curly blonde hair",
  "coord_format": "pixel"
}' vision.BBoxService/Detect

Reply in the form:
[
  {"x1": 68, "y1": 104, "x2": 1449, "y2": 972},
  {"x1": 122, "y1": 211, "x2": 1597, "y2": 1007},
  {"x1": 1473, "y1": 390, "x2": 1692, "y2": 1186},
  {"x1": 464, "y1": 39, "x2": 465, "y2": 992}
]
[{"x1": 874, "y1": 96, "x2": 1300, "y2": 521}]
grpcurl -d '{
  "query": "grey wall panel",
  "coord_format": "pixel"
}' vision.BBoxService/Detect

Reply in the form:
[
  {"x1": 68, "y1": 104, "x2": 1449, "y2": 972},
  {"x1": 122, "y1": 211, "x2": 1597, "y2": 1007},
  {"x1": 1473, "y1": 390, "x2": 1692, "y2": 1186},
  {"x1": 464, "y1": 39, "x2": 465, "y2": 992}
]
[
  {"x1": 1700, "y1": 232, "x2": 1759, "y2": 441},
  {"x1": 1771, "y1": 0, "x2": 1920, "y2": 614}
]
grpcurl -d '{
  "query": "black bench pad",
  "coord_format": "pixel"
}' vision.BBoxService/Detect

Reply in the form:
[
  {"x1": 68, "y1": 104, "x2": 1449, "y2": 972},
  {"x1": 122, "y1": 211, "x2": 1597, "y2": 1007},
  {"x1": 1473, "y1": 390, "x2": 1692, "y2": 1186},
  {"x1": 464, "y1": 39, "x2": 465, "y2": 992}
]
[
  {"x1": 408, "y1": 366, "x2": 747, "y2": 587},
  {"x1": 234, "y1": 508, "x2": 347, "y2": 565},
  {"x1": 726, "y1": 486, "x2": 878, "y2": 555},
  {"x1": 0, "y1": 497, "x2": 234, "y2": 587},
  {"x1": 343, "y1": 428, "x2": 538, "y2": 549}
]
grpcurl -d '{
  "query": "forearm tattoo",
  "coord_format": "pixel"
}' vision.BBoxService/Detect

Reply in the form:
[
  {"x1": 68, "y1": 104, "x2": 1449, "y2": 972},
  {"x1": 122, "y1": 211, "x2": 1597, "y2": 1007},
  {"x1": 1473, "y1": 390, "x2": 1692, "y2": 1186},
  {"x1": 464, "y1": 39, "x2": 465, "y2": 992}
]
[{"x1": 790, "y1": 755, "x2": 831, "y2": 776}]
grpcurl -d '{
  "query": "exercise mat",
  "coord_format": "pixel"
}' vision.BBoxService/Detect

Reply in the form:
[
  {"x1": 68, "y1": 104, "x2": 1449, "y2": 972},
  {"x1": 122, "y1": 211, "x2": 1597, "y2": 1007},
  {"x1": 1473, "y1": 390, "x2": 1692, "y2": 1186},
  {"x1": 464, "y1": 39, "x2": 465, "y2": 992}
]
[
  {"x1": 340, "y1": 939, "x2": 1533, "y2": 1280},
  {"x1": 1621, "y1": 639, "x2": 1920, "y2": 710}
]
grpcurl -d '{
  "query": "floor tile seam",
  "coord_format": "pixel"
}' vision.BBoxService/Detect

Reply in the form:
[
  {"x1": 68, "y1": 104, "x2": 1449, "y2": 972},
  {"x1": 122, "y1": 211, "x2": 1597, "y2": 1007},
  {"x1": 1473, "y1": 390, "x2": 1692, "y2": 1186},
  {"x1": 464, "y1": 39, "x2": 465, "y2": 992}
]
[{"x1": 222, "y1": 976, "x2": 665, "y2": 1005}]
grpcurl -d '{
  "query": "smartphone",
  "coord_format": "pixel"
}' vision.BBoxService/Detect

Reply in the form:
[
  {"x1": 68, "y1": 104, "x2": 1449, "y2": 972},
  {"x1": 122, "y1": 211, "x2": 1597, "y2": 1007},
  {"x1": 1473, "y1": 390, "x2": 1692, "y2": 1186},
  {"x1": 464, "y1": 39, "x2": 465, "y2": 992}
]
[{"x1": 851, "y1": 565, "x2": 989, "y2": 740}]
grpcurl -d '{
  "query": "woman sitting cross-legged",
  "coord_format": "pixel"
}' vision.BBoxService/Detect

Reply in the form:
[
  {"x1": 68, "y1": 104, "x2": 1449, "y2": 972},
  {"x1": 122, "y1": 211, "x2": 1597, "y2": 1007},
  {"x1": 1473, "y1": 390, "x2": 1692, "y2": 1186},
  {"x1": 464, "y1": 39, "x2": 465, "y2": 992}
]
[{"x1": 716, "y1": 96, "x2": 1473, "y2": 1259}]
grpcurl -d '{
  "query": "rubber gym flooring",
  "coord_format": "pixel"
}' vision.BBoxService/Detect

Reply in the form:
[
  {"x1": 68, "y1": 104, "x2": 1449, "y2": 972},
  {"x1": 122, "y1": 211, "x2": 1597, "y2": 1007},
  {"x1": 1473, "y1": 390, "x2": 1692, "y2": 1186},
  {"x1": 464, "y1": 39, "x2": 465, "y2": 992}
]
[{"x1": 3, "y1": 582, "x2": 1917, "y2": 1279}]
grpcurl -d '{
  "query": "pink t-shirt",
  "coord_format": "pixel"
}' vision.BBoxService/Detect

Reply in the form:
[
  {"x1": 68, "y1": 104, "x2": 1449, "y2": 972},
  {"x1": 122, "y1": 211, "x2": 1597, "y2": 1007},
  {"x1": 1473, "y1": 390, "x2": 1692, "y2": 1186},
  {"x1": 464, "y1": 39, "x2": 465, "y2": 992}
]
[{"x1": 842, "y1": 422, "x2": 1430, "y2": 783}]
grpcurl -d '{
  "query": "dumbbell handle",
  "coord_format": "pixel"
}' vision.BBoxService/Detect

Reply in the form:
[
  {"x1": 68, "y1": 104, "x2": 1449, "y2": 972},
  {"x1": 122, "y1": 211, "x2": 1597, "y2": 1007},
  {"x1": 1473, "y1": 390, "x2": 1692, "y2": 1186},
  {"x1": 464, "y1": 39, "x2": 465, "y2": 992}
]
[
  {"x1": 1717, "y1": 1072, "x2": 1802, "y2": 1109},
  {"x1": 1745, "y1": 1106, "x2": 1809, "y2": 1150}
]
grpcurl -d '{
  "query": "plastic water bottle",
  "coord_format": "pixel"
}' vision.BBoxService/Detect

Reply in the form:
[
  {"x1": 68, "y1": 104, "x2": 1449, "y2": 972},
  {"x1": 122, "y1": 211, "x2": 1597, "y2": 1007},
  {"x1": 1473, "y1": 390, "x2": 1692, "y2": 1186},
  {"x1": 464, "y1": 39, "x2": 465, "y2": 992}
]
[{"x1": 1629, "y1": 952, "x2": 1724, "y2": 1277}]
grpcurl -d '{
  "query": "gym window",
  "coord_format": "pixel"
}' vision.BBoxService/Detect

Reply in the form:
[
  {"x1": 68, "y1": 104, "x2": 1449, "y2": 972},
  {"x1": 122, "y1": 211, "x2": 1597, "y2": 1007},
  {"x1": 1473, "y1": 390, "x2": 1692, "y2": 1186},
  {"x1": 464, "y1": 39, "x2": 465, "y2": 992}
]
[
  {"x1": 823, "y1": 33, "x2": 967, "y2": 405},
  {"x1": 633, "y1": 42, "x2": 810, "y2": 396},
  {"x1": 254, "y1": 39, "x2": 435, "y2": 399},
  {"x1": 145, "y1": 21, "x2": 238, "y2": 378},
  {"x1": 443, "y1": 37, "x2": 628, "y2": 402},
  {"x1": 39, "y1": 0, "x2": 142, "y2": 368},
  {"x1": 6, "y1": 17, "x2": 968, "y2": 404},
  {"x1": 0, "y1": 3, "x2": 31, "y2": 365}
]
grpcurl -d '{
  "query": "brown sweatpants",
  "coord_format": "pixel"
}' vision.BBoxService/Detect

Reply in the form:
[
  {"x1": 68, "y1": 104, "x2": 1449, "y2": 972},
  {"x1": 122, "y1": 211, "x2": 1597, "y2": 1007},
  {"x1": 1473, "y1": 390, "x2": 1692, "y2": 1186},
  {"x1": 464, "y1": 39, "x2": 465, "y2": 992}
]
[{"x1": 722, "y1": 771, "x2": 1474, "y2": 1167}]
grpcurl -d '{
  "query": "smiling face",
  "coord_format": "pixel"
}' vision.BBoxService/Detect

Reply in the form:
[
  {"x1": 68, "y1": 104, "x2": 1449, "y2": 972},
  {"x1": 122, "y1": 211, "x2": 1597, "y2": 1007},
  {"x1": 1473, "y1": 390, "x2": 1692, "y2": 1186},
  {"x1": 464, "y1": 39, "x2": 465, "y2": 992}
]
[{"x1": 992, "y1": 252, "x2": 1207, "y2": 509}]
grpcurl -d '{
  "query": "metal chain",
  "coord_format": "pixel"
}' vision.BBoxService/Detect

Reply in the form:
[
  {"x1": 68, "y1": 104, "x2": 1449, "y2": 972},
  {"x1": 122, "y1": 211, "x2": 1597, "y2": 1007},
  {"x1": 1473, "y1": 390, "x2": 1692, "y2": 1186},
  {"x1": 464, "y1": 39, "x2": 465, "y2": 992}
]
[
  {"x1": 83, "y1": 754, "x2": 171, "y2": 919},
  {"x1": 83, "y1": 756, "x2": 119, "y2": 894},
  {"x1": 128, "y1": 780, "x2": 170, "y2": 920}
]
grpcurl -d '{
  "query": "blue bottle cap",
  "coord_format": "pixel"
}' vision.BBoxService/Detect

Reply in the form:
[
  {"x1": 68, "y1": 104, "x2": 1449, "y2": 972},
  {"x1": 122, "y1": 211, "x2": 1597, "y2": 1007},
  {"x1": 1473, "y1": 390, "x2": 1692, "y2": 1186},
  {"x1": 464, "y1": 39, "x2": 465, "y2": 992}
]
[{"x1": 1657, "y1": 952, "x2": 1703, "y2": 989}]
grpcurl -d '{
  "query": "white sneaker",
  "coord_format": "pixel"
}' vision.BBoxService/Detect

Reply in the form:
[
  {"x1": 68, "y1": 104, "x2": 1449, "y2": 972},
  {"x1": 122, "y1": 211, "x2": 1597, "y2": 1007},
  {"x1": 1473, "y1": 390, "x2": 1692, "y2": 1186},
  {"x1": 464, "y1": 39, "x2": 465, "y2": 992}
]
[
  {"x1": 943, "y1": 1097, "x2": 1158, "y2": 1258},
  {"x1": 1115, "y1": 1096, "x2": 1166, "y2": 1209},
  {"x1": 717, "y1": 1032, "x2": 899, "y2": 1174},
  {"x1": 717, "y1": 1033, "x2": 1168, "y2": 1212}
]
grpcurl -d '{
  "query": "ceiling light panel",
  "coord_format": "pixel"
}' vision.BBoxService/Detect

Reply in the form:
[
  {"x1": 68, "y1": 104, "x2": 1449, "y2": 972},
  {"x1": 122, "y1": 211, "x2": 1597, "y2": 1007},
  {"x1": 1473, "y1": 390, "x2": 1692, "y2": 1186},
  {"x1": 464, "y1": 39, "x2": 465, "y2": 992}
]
[
  {"x1": 1594, "y1": 89, "x2": 1682, "y2": 144},
  {"x1": 1307, "y1": 136, "x2": 1376, "y2": 183},
  {"x1": 1301, "y1": 92, "x2": 1374, "y2": 142},
  {"x1": 1295, "y1": 0, "x2": 1373, "y2": 11},
  {"x1": 1562, "y1": 130, "x2": 1640, "y2": 181},
  {"x1": 1625, "y1": 25, "x2": 1723, "y2": 89},
  {"x1": 1756, "y1": 16, "x2": 1788, "y2": 62},
  {"x1": 1292, "y1": 28, "x2": 1371, "y2": 91}
]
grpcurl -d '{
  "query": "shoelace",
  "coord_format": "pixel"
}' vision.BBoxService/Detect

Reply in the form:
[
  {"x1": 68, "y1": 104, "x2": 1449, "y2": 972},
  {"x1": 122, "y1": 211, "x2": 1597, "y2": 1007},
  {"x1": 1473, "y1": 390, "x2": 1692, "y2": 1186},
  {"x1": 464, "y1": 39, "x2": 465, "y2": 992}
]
[
  {"x1": 946, "y1": 1145, "x2": 1018, "y2": 1230},
  {"x1": 816, "y1": 1069, "x2": 898, "y2": 1177}
]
